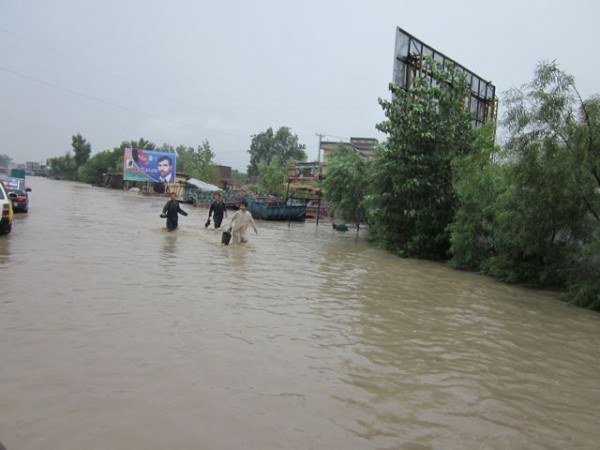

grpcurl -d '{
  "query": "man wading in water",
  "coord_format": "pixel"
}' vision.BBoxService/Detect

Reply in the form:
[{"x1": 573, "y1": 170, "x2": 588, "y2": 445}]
[
  {"x1": 161, "y1": 192, "x2": 188, "y2": 231},
  {"x1": 207, "y1": 192, "x2": 227, "y2": 229},
  {"x1": 228, "y1": 200, "x2": 257, "y2": 244}
]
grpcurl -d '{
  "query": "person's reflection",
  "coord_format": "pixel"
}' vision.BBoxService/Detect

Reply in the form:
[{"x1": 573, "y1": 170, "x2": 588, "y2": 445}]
[
  {"x1": 228, "y1": 245, "x2": 248, "y2": 275},
  {"x1": 162, "y1": 233, "x2": 177, "y2": 260}
]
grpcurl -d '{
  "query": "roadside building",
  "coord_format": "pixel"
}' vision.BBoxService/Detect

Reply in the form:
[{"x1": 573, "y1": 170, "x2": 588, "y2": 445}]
[{"x1": 320, "y1": 137, "x2": 378, "y2": 178}]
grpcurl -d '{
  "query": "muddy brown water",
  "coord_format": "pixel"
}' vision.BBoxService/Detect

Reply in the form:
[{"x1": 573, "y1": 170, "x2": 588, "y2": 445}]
[{"x1": 1, "y1": 177, "x2": 599, "y2": 450}]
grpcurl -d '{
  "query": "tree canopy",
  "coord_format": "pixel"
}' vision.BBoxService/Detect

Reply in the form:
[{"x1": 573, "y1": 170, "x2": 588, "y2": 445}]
[
  {"x1": 247, "y1": 127, "x2": 307, "y2": 177},
  {"x1": 176, "y1": 140, "x2": 218, "y2": 183},
  {"x1": 78, "y1": 149, "x2": 122, "y2": 185},
  {"x1": 257, "y1": 155, "x2": 287, "y2": 196},
  {"x1": 369, "y1": 58, "x2": 475, "y2": 259},
  {"x1": 49, "y1": 133, "x2": 92, "y2": 180},
  {"x1": 322, "y1": 145, "x2": 370, "y2": 230},
  {"x1": 72, "y1": 134, "x2": 91, "y2": 167},
  {"x1": 449, "y1": 61, "x2": 600, "y2": 309}
]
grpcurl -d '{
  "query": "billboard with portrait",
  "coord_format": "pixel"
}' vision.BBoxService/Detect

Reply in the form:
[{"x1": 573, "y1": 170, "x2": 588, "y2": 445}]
[{"x1": 123, "y1": 148, "x2": 177, "y2": 182}]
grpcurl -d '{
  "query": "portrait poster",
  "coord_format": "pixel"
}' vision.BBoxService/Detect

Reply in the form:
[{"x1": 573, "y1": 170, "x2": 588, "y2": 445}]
[{"x1": 123, "y1": 148, "x2": 177, "y2": 183}]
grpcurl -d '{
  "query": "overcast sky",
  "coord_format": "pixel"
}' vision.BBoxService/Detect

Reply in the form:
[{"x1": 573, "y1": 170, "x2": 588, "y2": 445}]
[{"x1": 1, "y1": 0, "x2": 598, "y2": 171}]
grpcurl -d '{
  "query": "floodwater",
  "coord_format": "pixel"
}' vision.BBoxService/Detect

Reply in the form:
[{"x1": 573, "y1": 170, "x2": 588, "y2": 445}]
[{"x1": 1, "y1": 177, "x2": 599, "y2": 450}]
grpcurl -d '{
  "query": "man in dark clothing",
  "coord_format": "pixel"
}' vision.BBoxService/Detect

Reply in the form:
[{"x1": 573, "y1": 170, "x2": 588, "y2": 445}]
[
  {"x1": 161, "y1": 192, "x2": 188, "y2": 231},
  {"x1": 208, "y1": 192, "x2": 227, "y2": 229}
]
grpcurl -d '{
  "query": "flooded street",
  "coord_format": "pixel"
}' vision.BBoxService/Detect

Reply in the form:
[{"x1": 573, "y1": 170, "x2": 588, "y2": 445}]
[{"x1": 1, "y1": 176, "x2": 600, "y2": 449}]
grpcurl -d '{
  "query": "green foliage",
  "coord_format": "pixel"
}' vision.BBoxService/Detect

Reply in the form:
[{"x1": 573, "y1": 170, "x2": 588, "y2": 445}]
[
  {"x1": 72, "y1": 133, "x2": 92, "y2": 167},
  {"x1": 489, "y1": 62, "x2": 597, "y2": 288},
  {"x1": 258, "y1": 155, "x2": 286, "y2": 196},
  {"x1": 449, "y1": 122, "x2": 501, "y2": 270},
  {"x1": 323, "y1": 145, "x2": 369, "y2": 228},
  {"x1": 176, "y1": 140, "x2": 218, "y2": 183},
  {"x1": 48, "y1": 152, "x2": 78, "y2": 180},
  {"x1": 247, "y1": 127, "x2": 307, "y2": 177},
  {"x1": 449, "y1": 61, "x2": 600, "y2": 308},
  {"x1": 48, "y1": 133, "x2": 92, "y2": 180},
  {"x1": 566, "y1": 282, "x2": 600, "y2": 310},
  {"x1": 78, "y1": 149, "x2": 122, "y2": 185},
  {"x1": 370, "y1": 58, "x2": 475, "y2": 259},
  {"x1": 483, "y1": 141, "x2": 588, "y2": 285},
  {"x1": 230, "y1": 169, "x2": 248, "y2": 181},
  {"x1": 120, "y1": 138, "x2": 156, "y2": 151},
  {"x1": 564, "y1": 230, "x2": 600, "y2": 310}
]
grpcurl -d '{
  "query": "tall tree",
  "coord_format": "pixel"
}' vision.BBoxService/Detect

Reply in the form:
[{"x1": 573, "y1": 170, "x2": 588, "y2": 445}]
[
  {"x1": 48, "y1": 151, "x2": 78, "y2": 180},
  {"x1": 247, "y1": 127, "x2": 307, "y2": 177},
  {"x1": 449, "y1": 61, "x2": 600, "y2": 309},
  {"x1": 449, "y1": 122, "x2": 501, "y2": 271},
  {"x1": 323, "y1": 145, "x2": 370, "y2": 231},
  {"x1": 370, "y1": 58, "x2": 475, "y2": 259},
  {"x1": 79, "y1": 149, "x2": 122, "y2": 185},
  {"x1": 124, "y1": 138, "x2": 156, "y2": 150},
  {"x1": 72, "y1": 133, "x2": 92, "y2": 168},
  {"x1": 176, "y1": 140, "x2": 218, "y2": 183},
  {"x1": 494, "y1": 62, "x2": 599, "y2": 301},
  {"x1": 258, "y1": 155, "x2": 286, "y2": 196}
]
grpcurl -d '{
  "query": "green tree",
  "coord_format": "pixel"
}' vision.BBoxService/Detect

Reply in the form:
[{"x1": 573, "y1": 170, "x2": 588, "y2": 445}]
[
  {"x1": 247, "y1": 127, "x2": 307, "y2": 177},
  {"x1": 450, "y1": 61, "x2": 599, "y2": 309},
  {"x1": 176, "y1": 140, "x2": 218, "y2": 183},
  {"x1": 323, "y1": 145, "x2": 370, "y2": 231},
  {"x1": 258, "y1": 155, "x2": 286, "y2": 196},
  {"x1": 371, "y1": 58, "x2": 475, "y2": 259},
  {"x1": 72, "y1": 133, "x2": 92, "y2": 168},
  {"x1": 449, "y1": 122, "x2": 503, "y2": 270},
  {"x1": 79, "y1": 149, "x2": 123, "y2": 185},
  {"x1": 48, "y1": 152, "x2": 78, "y2": 180},
  {"x1": 492, "y1": 62, "x2": 599, "y2": 303},
  {"x1": 121, "y1": 138, "x2": 156, "y2": 151},
  {"x1": 230, "y1": 169, "x2": 248, "y2": 181}
]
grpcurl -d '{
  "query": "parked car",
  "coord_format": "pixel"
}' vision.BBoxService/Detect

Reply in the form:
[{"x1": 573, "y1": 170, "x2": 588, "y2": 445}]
[
  {"x1": 0, "y1": 176, "x2": 30, "y2": 213},
  {"x1": 8, "y1": 188, "x2": 30, "y2": 212},
  {"x1": 0, "y1": 180, "x2": 14, "y2": 235}
]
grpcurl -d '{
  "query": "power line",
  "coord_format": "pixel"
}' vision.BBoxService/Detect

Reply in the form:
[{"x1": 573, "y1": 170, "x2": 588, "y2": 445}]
[
  {"x1": 0, "y1": 27, "x2": 248, "y2": 139},
  {"x1": 1, "y1": 29, "x2": 356, "y2": 148},
  {"x1": 0, "y1": 65, "x2": 249, "y2": 139},
  {"x1": 0, "y1": 27, "x2": 127, "y2": 84},
  {"x1": 321, "y1": 133, "x2": 350, "y2": 141},
  {"x1": 0, "y1": 27, "x2": 208, "y2": 115}
]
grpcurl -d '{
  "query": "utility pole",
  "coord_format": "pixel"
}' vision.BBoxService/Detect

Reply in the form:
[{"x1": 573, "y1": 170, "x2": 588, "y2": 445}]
[
  {"x1": 316, "y1": 132, "x2": 325, "y2": 165},
  {"x1": 315, "y1": 132, "x2": 325, "y2": 227}
]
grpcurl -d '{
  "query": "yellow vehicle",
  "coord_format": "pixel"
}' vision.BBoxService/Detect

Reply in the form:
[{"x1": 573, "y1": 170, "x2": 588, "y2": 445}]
[{"x1": 0, "y1": 180, "x2": 14, "y2": 235}]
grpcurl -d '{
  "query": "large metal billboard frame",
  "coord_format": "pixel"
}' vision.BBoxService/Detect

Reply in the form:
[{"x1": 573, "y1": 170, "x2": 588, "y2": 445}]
[{"x1": 393, "y1": 27, "x2": 497, "y2": 127}]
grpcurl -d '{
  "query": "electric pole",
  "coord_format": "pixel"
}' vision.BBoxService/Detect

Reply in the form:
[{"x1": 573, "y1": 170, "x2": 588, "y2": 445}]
[{"x1": 316, "y1": 132, "x2": 325, "y2": 165}]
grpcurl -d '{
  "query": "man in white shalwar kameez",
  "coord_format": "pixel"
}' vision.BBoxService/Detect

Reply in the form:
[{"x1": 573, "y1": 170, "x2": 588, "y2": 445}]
[{"x1": 229, "y1": 200, "x2": 257, "y2": 244}]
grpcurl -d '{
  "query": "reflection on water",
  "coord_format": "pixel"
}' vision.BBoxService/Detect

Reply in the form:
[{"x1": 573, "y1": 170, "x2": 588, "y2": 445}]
[
  {"x1": 162, "y1": 233, "x2": 178, "y2": 260},
  {"x1": 1, "y1": 177, "x2": 599, "y2": 450}
]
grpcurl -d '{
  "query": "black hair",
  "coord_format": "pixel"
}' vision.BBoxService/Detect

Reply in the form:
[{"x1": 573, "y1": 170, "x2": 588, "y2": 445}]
[
  {"x1": 158, "y1": 155, "x2": 172, "y2": 165},
  {"x1": 240, "y1": 200, "x2": 248, "y2": 207}
]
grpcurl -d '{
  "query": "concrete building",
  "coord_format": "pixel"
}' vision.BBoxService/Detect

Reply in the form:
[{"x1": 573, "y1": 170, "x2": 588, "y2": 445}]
[{"x1": 320, "y1": 137, "x2": 378, "y2": 177}]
